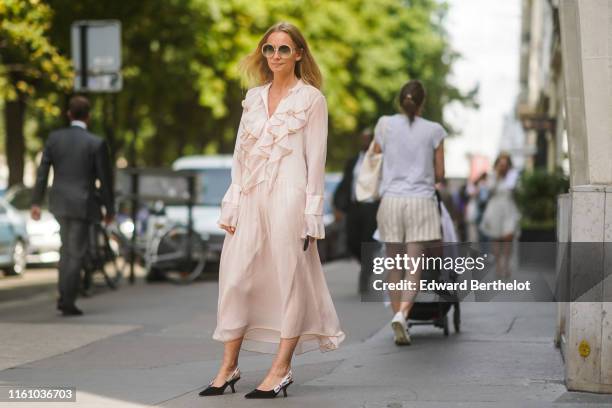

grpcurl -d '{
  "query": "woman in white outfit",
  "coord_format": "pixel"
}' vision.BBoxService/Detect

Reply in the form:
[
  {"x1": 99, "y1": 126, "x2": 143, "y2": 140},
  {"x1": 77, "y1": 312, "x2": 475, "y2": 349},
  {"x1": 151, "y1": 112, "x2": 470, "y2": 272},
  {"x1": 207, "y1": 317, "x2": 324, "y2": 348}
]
[
  {"x1": 479, "y1": 152, "x2": 520, "y2": 277},
  {"x1": 372, "y1": 80, "x2": 446, "y2": 345}
]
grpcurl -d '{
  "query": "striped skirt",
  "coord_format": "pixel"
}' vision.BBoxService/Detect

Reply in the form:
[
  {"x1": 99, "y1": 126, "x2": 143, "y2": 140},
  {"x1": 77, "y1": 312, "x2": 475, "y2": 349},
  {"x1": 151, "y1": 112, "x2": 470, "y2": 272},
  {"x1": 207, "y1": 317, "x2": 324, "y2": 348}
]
[{"x1": 376, "y1": 195, "x2": 441, "y2": 243}]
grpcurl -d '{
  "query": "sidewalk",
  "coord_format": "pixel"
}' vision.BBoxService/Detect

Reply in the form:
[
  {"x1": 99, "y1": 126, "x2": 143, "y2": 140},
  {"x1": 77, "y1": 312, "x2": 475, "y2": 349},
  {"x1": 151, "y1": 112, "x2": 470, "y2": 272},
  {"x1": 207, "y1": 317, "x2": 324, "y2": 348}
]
[{"x1": 0, "y1": 259, "x2": 611, "y2": 407}]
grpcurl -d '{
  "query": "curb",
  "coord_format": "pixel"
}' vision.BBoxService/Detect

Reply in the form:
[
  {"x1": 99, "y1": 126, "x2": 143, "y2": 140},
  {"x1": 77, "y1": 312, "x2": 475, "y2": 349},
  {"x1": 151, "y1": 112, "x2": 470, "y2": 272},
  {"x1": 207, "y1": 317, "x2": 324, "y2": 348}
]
[{"x1": 0, "y1": 281, "x2": 57, "y2": 305}]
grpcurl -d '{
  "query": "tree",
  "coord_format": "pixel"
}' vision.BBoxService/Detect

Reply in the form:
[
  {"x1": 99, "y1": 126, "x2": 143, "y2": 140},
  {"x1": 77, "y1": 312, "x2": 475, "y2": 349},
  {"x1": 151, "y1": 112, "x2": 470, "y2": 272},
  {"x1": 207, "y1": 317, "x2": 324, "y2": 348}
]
[{"x1": 0, "y1": 0, "x2": 71, "y2": 187}]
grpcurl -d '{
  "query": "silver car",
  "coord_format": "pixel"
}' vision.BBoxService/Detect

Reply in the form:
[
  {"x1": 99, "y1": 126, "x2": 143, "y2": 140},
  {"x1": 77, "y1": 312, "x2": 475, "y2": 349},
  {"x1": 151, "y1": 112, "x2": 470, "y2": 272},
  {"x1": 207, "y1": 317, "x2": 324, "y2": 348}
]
[
  {"x1": 4, "y1": 186, "x2": 61, "y2": 265},
  {"x1": 0, "y1": 198, "x2": 28, "y2": 275}
]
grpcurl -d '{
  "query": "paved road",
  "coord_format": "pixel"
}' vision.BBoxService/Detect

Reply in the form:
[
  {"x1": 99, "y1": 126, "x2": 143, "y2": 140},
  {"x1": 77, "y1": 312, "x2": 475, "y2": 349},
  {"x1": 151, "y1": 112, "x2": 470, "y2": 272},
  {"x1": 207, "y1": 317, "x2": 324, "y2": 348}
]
[{"x1": 0, "y1": 259, "x2": 611, "y2": 407}]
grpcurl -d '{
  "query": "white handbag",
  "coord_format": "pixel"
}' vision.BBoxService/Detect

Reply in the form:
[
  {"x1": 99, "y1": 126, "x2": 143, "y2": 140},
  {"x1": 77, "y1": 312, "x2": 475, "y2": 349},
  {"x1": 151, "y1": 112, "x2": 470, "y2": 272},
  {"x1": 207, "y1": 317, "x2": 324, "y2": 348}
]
[{"x1": 355, "y1": 118, "x2": 386, "y2": 202}]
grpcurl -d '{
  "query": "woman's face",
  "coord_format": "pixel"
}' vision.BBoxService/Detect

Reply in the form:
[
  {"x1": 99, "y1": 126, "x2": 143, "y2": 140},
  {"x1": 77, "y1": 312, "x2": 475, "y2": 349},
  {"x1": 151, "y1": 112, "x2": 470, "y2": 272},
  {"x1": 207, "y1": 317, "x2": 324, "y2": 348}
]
[
  {"x1": 263, "y1": 31, "x2": 302, "y2": 77},
  {"x1": 496, "y1": 157, "x2": 510, "y2": 175}
]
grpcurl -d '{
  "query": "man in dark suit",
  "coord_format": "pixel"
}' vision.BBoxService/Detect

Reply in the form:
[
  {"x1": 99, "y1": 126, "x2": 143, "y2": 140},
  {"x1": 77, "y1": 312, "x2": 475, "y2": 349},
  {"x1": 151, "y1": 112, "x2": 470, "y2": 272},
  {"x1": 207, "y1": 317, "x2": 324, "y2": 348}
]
[
  {"x1": 31, "y1": 95, "x2": 115, "y2": 316},
  {"x1": 333, "y1": 128, "x2": 380, "y2": 293}
]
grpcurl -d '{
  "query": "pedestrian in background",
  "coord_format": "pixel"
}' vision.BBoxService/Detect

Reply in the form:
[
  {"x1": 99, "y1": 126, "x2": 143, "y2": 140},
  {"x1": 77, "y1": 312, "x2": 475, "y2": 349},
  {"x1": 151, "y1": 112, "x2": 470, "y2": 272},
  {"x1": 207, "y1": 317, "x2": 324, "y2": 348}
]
[
  {"x1": 372, "y1": 79, "x2": 446, "y2": 345},
  {"x1": 201, "y1": 22, "x2": 345, "y2": 399},
  {"x1": 479, "y1": 152, "x2": 520, "y2": 277},
  {"x1": 30, "y1": 95, "x2": 115, "y2": 316},
  {"x1": 333, "y1": 128, "x2": 380, "y2": 293},
  {"x1": 465, "y1": 172, "x2": 489, "y2": 242}
]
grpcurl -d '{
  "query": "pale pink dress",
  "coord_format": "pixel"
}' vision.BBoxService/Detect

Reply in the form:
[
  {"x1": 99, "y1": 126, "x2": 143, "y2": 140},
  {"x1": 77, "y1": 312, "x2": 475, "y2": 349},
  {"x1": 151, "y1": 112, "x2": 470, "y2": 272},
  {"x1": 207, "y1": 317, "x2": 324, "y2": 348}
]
[{"x1": 212, "y1": 79, "x2": 346, "y2": 354}]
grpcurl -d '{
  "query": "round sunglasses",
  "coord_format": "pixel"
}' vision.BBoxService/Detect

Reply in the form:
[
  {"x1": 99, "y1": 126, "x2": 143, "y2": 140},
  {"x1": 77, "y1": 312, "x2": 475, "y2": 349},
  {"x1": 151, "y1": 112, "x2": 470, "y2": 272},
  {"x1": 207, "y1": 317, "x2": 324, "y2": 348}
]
[{"x1": 261, "y1": 43, "x2": 296, "y2": 59}]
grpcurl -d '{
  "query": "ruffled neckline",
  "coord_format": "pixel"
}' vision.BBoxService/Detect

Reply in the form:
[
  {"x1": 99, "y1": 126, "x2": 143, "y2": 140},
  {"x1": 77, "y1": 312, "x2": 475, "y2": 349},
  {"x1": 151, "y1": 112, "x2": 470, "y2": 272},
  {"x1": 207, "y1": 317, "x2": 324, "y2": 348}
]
[{"x1": 237, "y1": 80, "x2": 314, "y2": 194}]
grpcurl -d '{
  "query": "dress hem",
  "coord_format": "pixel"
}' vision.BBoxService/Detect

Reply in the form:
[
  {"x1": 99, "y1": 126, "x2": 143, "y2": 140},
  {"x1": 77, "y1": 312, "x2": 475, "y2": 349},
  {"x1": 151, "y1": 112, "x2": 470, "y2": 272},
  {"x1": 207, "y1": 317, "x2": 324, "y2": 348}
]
[{"x1": 212, "y1": 326, "x2": 346, "y2": 355}]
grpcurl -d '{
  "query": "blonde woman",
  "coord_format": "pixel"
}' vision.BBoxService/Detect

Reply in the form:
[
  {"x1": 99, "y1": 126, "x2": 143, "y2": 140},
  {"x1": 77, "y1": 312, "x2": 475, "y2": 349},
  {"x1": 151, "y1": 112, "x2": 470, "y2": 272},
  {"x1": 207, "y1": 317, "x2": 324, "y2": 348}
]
[{"x1": 199, "y1": 22, "x2": 346, "y2": 399}]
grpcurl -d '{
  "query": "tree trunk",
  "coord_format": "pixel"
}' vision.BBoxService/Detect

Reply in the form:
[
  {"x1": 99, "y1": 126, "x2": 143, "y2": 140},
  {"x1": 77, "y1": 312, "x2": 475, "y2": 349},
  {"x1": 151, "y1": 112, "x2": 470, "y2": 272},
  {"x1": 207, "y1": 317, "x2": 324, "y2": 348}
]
[{"x1": 4, "y1": 94, "x2": 26, "y2": 188}]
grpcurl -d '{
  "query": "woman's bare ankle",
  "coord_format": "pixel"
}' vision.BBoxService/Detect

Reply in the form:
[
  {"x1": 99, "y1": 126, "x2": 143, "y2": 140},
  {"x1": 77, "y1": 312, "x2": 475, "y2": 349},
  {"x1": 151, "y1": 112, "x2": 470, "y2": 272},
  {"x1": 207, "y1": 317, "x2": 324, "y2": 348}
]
[
  {"x1": 219, "y1": 360, "x2": 238, "y2": 375},
  {"x1": 270, "y1": 363, "x2": 290, "y2": 376}
]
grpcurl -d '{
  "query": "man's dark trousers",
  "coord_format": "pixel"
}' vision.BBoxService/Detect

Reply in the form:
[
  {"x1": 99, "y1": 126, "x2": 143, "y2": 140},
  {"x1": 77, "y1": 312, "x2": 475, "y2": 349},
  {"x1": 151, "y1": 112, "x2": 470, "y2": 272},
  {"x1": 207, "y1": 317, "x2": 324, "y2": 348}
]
[{"x1": 57, "y1": 218, "x2": 90, "y2": 308}]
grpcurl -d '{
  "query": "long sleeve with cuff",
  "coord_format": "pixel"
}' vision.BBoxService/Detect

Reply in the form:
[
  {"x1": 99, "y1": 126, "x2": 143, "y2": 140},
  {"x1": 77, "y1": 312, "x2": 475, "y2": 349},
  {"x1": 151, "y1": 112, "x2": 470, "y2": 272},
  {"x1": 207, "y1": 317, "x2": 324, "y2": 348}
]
[
  {"x1": 217, "y1": 117, "x2": 244, "y2": 228},
  {"x1": 301, "y1": 94, "x2": 328, "y2": 240}
]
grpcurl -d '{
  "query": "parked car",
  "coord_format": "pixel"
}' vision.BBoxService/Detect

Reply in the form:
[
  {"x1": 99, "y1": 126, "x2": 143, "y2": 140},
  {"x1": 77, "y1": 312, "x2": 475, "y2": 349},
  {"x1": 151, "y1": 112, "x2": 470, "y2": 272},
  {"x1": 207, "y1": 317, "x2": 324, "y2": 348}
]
[
  {"x1": 167, "y1": 155, "x2": 233, "y2": 263},
  {"x1": 0, "y1": 198, "x2": 28, "y2": 276},
  {"x1": 4, "y1": 186, "x2": 61, "y2": 265}
]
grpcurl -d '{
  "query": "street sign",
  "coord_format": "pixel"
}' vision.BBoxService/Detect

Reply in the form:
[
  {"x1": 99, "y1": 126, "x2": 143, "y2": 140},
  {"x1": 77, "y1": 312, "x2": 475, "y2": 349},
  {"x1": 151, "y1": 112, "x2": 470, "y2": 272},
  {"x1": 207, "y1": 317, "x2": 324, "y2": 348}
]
[{"x1": 71, "y1": 20, "x2": 122, "y2": 92}]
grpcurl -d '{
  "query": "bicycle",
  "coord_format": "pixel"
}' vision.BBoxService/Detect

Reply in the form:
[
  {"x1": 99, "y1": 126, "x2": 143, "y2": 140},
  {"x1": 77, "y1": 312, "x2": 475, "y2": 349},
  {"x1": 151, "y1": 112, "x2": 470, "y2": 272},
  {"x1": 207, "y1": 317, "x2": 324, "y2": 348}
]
[
  {"x1": 82, "y1": 222, "x2": 127, "y2": 292},
  {"x1": 115, "y1": 201, "x2": 208, "y2": 285}
]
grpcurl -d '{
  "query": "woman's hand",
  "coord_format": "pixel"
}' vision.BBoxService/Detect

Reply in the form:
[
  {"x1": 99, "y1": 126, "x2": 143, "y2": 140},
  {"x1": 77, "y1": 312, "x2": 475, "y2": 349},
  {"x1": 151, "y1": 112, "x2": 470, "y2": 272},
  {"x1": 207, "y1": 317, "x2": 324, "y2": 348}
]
[
  {"x1": 373, "y1": 141, "x2": 382, "y2": 154},
  {"x1": 303, "y1": 235, "x2": 316, "y2": 251},
  {"x1": 220, "y1": 224, "x2": 236, "y2": 234}
]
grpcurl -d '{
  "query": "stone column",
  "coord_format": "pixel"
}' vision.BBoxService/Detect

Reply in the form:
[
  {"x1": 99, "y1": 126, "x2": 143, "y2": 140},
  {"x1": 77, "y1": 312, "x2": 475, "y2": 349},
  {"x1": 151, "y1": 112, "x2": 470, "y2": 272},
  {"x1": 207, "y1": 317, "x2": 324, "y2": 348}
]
[{"x1": 558, "y1": 0, "x2": 612, "y2": 394}]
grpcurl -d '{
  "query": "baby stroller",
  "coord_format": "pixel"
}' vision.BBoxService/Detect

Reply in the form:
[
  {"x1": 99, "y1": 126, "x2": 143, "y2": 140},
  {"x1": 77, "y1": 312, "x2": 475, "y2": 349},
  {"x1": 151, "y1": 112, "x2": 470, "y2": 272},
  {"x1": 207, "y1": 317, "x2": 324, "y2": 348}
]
[
  {"x1": 408, "y1": 302, "x2": 460, "y2": 336},
  {"x1": 407, "y1": 191, "x2": 461, "y2": 336},
  {"x1": 406, "y1": 247, "x2": 461, "y2": 335}
]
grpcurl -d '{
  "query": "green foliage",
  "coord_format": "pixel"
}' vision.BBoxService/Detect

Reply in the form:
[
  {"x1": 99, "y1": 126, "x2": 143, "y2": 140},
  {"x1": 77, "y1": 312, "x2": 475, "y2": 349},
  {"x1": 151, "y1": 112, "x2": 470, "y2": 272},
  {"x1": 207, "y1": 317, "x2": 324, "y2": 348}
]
[
  {"x1": 515, "y1": 168, "x2": 569, "y2": 229},
  {"x1": 0, "y1": 0, "x2": 72, "y2": 114},
  {"x1": 0, "y1": 0, "x2": 73, "y2": 185},
  {"x1": 7, "y1": 0, "x2": 474, "y2": 170}
]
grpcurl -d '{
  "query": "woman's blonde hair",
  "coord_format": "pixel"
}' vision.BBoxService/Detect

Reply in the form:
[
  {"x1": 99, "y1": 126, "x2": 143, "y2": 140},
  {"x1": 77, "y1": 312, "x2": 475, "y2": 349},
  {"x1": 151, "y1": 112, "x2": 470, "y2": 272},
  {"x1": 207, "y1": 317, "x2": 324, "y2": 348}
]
[{"x1": 239, "y1": 22, "x2": 322, "y2": 89}]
